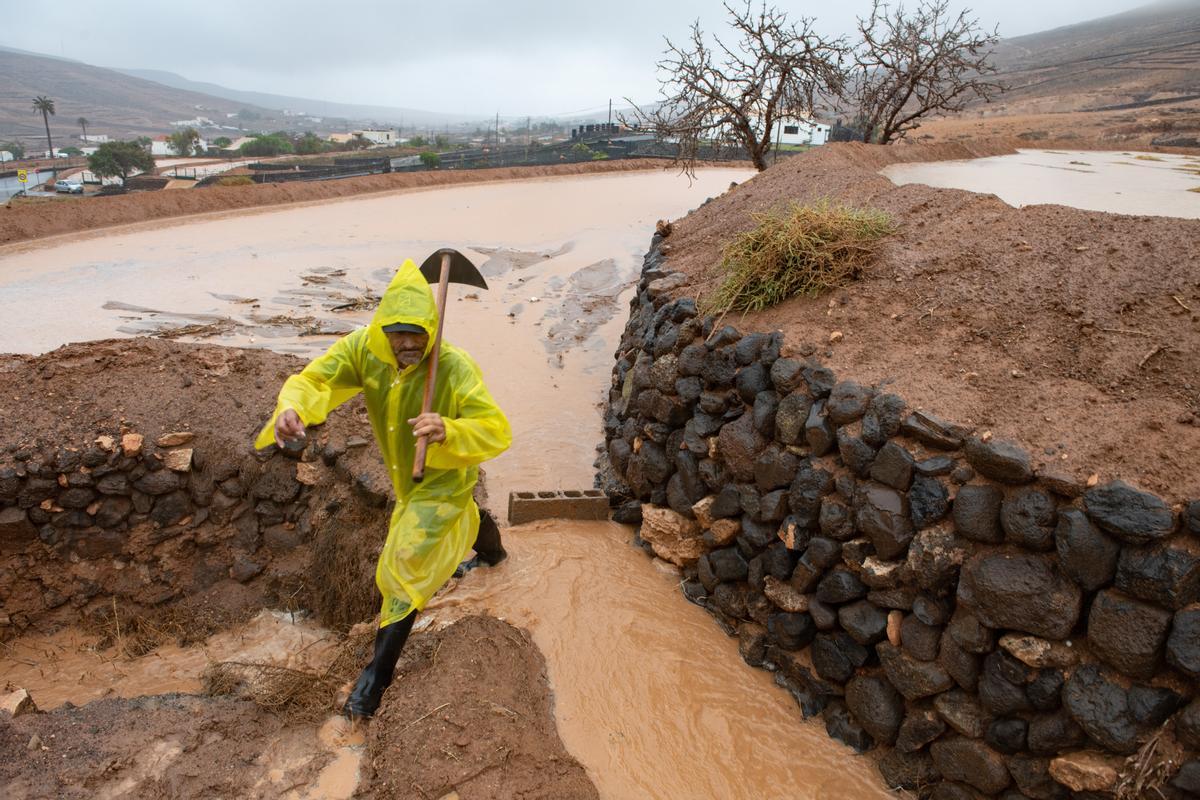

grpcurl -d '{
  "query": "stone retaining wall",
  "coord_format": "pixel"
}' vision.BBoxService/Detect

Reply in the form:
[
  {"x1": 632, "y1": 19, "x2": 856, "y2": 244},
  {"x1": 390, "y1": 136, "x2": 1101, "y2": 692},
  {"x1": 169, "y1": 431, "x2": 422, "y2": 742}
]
[
  {"x1": 600, "y1": 235, "x2": 1200, "y2": 799},
  {"x1": 0, "y1": 427, "x2": 387, "y2": 638}
]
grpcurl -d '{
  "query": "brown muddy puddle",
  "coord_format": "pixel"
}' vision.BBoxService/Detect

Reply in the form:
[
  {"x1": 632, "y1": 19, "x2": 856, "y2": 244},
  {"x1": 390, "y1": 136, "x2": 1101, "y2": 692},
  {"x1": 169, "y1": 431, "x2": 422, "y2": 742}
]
[
  {"x1": 0, "y1": 168, "x2": 893, "y2": 798},
  {"x1": 882, "y1": 148, "x2": 1200, "y2": 218}
]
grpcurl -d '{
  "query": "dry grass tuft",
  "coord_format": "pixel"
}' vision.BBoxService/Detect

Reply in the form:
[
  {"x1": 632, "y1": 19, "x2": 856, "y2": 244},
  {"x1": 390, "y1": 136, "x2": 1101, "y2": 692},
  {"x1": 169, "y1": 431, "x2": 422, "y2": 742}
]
[
  {"x1": 202, "y1": 660, "x2": 341, "y2": 723},
  {"x1": 703, "y1": 199, "x2": 895, "y2": 315},
  {"x1": 1114, "y1": 729, "x2": 1183, "y2": 800},
  {"x1": 202, "y1": 622, "x2": 376, "y2": 723}
]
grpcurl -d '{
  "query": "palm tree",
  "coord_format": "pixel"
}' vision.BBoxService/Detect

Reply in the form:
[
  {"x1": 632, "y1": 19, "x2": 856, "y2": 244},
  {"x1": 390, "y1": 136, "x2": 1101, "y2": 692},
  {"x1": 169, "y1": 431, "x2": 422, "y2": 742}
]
[
  {"x1": 32, "y1": 96, "x2": 56, "y2": 168},
  {"x1": 77, "y1": 117, "x2": 89, "y2": 142}
]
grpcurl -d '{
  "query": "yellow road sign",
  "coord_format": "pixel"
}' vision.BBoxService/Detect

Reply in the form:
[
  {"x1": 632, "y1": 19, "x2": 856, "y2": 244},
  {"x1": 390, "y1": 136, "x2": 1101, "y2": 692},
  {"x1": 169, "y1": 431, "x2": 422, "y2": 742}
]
[{"x1": 16, "y1": 169, "x2": 27, "y2": 182}]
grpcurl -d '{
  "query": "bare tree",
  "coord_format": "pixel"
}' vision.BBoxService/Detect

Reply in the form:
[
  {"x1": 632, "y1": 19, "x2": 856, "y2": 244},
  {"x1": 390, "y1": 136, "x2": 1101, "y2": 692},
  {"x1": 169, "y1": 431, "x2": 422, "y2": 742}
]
[
  {"x1": 625, "y1": 1, "x2": 845, "y2": 173},
  {"x1": 844, "y1": 0, "x2": 1001, "y2": 145}
]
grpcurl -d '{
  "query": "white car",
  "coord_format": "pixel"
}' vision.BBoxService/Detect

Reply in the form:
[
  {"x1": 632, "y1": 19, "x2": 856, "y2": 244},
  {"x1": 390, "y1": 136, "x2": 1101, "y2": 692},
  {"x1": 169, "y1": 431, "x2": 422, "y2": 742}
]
[{"x1": 56, "y1": 180, "x2": 84, "y2": 194}]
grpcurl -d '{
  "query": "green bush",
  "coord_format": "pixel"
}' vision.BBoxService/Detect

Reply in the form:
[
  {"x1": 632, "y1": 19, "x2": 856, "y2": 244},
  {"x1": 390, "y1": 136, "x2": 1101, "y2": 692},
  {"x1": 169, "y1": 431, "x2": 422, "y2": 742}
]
[
  {"x1": 217, "y1": 175, "x2": 254, "y2": 186},
  {"x1": 704, "y1": 200, "x2": 895, "y2": 314},
  {"x1": 419, "y1": 151, "x2": 440, "y2": 168}
]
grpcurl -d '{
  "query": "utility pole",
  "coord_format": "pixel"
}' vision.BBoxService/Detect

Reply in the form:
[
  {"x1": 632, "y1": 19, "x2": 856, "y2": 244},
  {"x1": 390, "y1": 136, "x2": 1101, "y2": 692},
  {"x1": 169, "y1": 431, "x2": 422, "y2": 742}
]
[{"x1": 607, "y1": 98, "x2": 612, "y2": 129}]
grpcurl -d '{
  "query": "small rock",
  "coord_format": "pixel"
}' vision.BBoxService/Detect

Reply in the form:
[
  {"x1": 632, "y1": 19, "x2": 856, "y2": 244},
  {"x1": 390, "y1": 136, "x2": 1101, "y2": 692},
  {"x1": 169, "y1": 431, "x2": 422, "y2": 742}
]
[
  {"x1": 886, "y1": 609, "x2": 903, "y2": 646},
  {"x1": 121, "y1": 432, "x2": 144, "y2": 456},
  {"x1": 2, "y1": 688, "x2": 38, "y2": 717},
  {"x1": 957, "y1": 552, "x2": 1081, "y2": 641},
  {"x1": 157, "y1": 431, "x2": 195, "y2": 447},
  {"x1": 162, "y1": 448, "x2": 193, "y2": 473},
  {"x1": 998, "y1": 633, "x2": 1077, "y2": 669},
  {"x1": 1087, "y1": 589, "x2": 1172, "y2": 679},
  {"x1": 964, "y1": 436, "x2": 1033, "y2": 484},
  {"x1": 896, "y1": 708, "x2": 946, "y2": 753},
  {"x1": 763, "y1": 575, "x2": 808, "y2": 613},
  {"x1": 1048, "y1": 751, "x2": 1121, "y2": 793},
  {"x1": 930, "y1": 736, "x2": 1012, "y2": 795},
  {"x1": 952, "y1": 484, "x2": 1005, "y2": 543},
  {"x1": 639, "y1": 505, "x2": 706, "y2": 566},
  {"x1": 878, "y1": 641, "x2": 953, "y2": 699},
  {"x1": 845, "y1": 674, "x2": 904, "y2": 745},
  {"x1": 94, "y1": 435, "x2": 115, "y2": 451},
  {"x1": 935, "y1": 689, "x2": 988, "y2": 738},
  {"x1": 1168, "y1": 604, "x2": 1200, "y2": 677},
  {"x1": 27, "y1": 733, "x2": 43, "y2": 751},
  {"x1": 1083, "y1": 480, "x2": 1175, "y2": 544}
]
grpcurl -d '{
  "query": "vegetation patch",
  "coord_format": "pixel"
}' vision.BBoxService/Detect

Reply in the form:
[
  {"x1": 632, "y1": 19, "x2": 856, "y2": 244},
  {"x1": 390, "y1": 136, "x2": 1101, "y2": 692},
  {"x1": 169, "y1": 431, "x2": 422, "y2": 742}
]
[
  {"x1": 216, "y1": 175, "x2": 254, "y2": 187},
  {"x1": 703, "y1": 200, "x2": 894, "y2": 314}
]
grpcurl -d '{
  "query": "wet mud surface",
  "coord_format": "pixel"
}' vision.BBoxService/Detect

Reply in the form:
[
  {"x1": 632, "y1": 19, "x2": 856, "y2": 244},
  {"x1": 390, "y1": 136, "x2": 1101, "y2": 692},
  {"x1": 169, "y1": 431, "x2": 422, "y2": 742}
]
[
  {"x1": 0, "y1": 616, "x2": 593, "y2": 800},
  {"x1": 423, "y1": 521, "x2": 893, "y2": 800}
]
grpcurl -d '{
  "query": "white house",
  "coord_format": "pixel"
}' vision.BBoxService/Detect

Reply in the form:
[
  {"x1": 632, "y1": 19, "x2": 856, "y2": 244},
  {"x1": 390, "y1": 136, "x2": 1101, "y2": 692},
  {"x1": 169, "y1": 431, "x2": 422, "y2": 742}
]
[
  {"x1": 80, "y1": 134, "x2": 110, "y2": 144},
  {"x1": 360, "y1": 129, "x2": 397, "y2": 146},
  {"x1": 775, "y1": 117, "x2": 831, "y2": 146}
]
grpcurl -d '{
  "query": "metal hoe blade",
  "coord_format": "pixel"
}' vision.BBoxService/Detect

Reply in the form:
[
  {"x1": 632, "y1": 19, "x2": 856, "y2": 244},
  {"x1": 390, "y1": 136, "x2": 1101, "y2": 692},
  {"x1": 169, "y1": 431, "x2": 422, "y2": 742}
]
[{"x1": 418, "y1": 248, "x2": 488, "y2": 290}]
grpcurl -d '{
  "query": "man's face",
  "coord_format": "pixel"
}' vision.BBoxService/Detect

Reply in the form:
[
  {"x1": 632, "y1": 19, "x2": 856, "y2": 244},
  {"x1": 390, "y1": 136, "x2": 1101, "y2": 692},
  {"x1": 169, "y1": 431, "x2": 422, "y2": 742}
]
[{"x1": 386, "y1": 330, "x2": 429, "y2": 369}]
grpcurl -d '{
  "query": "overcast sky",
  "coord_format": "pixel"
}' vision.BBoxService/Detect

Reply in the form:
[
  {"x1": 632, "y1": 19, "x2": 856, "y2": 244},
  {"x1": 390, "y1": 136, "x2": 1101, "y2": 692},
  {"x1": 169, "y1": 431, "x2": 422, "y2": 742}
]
[{"x1": 0, "y1": 0, "x2": 1160, "y2": 116}]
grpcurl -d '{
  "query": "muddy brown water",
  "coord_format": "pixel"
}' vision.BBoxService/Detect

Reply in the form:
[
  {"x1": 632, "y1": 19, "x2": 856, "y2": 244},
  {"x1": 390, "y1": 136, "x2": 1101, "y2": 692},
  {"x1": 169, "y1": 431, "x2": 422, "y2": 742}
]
[
  {"x1": 0, "y1": 168, "x2": 747, "y2": 507},
  {"x1": 0, "y1": 169, "x2": 892, "y2": 798},
  {"x1": 882, "y1": 148, "x2": 1200, "y2": 218}
]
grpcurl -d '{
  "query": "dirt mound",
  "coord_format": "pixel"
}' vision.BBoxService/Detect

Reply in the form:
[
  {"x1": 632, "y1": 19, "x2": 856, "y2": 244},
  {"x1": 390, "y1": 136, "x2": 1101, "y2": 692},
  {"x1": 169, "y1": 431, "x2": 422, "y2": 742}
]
[
  {"x1": 357, "y1": 615, "x2": 598, "y2": 800},
  {"x1": 663, "y1": 141, "x2": 1200, "y2": 500},
  {"x1": 0, "y1": 616, "x2": 591, "y2": 799},
  {"x1": 0, "y1": 159, "x2": 734, "y2": 249},
  {"x1": 0, "y1": 694, "x2": 332, "y2": 799}
]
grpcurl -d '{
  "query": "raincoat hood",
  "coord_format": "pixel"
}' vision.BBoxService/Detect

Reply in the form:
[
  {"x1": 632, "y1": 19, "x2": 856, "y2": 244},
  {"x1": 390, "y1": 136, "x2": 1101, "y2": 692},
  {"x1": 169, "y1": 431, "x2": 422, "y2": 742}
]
[{"x1": 366, "y1": 259, "x2": 438, "y2": 372}]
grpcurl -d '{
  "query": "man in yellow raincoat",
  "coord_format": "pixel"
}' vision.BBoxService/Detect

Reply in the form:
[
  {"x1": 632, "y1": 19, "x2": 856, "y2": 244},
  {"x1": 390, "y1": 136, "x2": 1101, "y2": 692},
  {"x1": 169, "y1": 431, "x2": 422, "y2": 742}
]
[{"x1": 255, "y1": 260, "x2": 512, "y2": 719}]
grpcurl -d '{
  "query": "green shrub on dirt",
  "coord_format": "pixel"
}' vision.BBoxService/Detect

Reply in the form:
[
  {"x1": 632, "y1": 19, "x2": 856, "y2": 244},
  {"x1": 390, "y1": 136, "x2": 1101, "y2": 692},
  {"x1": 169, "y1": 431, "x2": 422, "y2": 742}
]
[
  {"x1": 217, "y1": 175, "x2": 254, "y2": 187},
  {"x1": 704, "y1": 200, "x2": 895, "y2": 314}
]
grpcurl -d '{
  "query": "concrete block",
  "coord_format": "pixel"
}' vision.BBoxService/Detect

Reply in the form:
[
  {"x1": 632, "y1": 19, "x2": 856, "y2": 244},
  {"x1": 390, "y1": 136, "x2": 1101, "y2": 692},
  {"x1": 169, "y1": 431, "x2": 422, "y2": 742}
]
[{"x1": 508, "y1": 489, "x2": 609, "y2": 524}]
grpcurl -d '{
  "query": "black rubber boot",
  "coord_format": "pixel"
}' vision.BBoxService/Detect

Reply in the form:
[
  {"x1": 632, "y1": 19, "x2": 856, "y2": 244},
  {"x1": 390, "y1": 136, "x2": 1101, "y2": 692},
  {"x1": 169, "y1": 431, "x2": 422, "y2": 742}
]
[
  {"x1": 342, "y1": 613, "x2": 417, "y2": 720},
  {"x1": 454, "y1": 509, "x2": 508, "y2": 577}
]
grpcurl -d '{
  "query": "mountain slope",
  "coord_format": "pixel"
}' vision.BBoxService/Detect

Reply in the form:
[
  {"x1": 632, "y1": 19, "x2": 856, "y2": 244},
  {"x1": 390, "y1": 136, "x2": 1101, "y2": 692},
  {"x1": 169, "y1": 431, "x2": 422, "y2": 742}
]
[
  {"x1": 0, "y1": 48, "x2": 283, "y2": 144},
  {"x1": 986, "y1": 0, "x2": 1200, "y2": 112},
  {"x1": 114, "y1": 68, "x2": 479, "y2": 127}
]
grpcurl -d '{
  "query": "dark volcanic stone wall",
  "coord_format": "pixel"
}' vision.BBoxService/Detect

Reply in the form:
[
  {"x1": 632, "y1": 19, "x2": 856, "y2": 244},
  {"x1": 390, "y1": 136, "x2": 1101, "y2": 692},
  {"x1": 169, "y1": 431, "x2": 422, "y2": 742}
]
[
  {"x1": 601, "y1": 235, "x2": 1200, "y2": 799},
  {"x1": 0, "y1": 427, "x2": 390, "y2": 638}
]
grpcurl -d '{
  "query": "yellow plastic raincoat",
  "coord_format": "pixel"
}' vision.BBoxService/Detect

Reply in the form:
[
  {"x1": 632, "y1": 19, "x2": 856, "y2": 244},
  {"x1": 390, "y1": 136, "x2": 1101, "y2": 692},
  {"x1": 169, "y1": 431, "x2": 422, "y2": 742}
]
[{"x1": 255, "y1": 260, "x2": 512, "y2": 626}]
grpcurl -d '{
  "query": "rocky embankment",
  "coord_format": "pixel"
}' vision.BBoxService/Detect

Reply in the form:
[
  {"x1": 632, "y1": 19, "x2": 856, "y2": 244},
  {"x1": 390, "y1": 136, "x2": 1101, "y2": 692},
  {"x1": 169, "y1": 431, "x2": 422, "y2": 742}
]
[{"x1": 601, "y1": 234, "x2": 1200, "y2": 798}]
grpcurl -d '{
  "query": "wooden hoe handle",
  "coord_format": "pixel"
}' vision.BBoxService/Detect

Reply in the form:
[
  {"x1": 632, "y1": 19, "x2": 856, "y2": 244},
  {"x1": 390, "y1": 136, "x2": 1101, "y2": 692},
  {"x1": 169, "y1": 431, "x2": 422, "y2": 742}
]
[{"x1": 412, "y1": 253, "x2": 452, "y2": 483}]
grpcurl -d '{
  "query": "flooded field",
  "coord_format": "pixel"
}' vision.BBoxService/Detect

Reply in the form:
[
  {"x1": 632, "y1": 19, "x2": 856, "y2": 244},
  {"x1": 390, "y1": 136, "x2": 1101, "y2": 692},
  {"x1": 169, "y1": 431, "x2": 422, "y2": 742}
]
[
  {"x1": 882, "y1": 148, "x2": 1200, "y2": 218},
  {"x1": 0, "y1": 168, "x2": 748, "y2": 506}
]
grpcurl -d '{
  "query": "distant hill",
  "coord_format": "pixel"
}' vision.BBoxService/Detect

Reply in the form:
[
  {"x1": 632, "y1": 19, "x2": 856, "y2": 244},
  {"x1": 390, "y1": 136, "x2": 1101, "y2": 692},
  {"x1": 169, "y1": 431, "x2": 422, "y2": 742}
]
[
  {"x1": 0, "y1": 47, "x2": 485, "y2": 151},
  {"x1": 114, "y1": 68, "x2": 481, "y2": 128},
  {"x1": 0, "y1": 47, "x2": 306, "y2": 146},
  {"x1": 986, "y1": 0, "x2": 1200, "y2": 113}
]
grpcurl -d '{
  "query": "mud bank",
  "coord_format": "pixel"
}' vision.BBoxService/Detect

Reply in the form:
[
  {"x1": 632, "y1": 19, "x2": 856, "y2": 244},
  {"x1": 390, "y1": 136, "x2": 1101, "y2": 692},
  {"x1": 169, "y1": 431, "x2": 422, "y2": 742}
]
[
  {"x1": 0, "y1": 339, "x2": 394, "y2": 637},
  {"x1": 0, "y1": 159, "x2": 745, "y2": 248},
  {"x1": 0, "y1": 337, "x2": 600, "y2": 797},
  {"x1": 662, "y1": 141, "x2": 1200, "y2": 500},
  {"x1": 0, "y1": 616, "x2": 594, "y2": 800},
  {"x1": 600, "y1": 218, "x2": 1200, "y2": 797}
]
